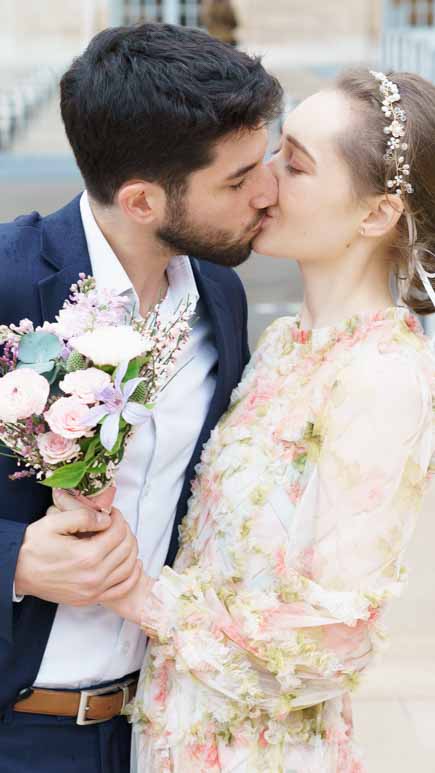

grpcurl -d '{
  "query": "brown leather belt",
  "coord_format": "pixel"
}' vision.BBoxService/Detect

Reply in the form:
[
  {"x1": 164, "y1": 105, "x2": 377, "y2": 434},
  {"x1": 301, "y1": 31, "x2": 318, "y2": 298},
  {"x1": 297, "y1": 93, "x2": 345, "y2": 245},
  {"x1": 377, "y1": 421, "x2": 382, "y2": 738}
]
[{"x1": 13, "y1": 677, "x2": 138, "y2": 725}]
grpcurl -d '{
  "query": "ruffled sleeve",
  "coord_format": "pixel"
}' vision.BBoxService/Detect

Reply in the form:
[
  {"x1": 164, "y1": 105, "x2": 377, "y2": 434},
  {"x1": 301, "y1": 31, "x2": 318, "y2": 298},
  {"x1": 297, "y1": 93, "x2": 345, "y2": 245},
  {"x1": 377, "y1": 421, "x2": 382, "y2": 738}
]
[{"x1": 140, "y1": 349, "x2": 434, "y2": 716}]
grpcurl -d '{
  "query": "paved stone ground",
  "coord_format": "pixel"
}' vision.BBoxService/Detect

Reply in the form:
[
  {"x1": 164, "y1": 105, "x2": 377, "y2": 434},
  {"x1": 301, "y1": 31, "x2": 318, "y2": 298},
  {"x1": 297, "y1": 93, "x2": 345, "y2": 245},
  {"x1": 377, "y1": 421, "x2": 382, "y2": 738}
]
[{"x1": 1, "y1": 73, "x2": 435, "y2": 772}]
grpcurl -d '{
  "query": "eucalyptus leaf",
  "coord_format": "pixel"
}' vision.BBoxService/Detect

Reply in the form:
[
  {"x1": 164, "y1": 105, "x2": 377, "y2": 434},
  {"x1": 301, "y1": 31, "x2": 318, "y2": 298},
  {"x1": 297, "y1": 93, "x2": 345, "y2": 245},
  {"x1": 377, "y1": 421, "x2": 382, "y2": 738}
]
[
  {"x1": 16, "y1": 360, "x2": 54, "y2": 374},
  {"x1": 41, "y1": 461, "x2": 88, "y2": 489},
  {"x1": 18, "y1": 332, "x2": 61, "y2": 373}
]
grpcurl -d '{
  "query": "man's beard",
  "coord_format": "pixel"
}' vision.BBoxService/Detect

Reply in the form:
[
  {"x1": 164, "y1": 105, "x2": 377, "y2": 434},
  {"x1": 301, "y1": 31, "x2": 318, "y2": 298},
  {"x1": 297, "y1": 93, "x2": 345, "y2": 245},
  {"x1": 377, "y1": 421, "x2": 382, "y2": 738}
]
[{"x1": 156, "y1": 192, "x2": 261, "y2": 268}]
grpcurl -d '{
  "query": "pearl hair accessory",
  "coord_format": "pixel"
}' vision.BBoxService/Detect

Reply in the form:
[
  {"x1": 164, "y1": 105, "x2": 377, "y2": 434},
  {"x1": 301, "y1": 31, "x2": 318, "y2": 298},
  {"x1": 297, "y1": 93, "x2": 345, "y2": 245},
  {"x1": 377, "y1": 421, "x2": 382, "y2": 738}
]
[
  {"x1": 370, "y1": 70, "x2": 414, "y2": 197},
  {"x1": 370, "y1": 71, "x2": 435, "y2": 314}
]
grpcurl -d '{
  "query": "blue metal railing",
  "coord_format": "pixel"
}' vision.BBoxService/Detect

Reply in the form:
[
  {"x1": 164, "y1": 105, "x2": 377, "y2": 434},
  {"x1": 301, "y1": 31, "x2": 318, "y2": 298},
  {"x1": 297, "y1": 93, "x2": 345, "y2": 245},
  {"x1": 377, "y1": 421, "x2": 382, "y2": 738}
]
[
  {"x1": 382, "y1": 1, "x2": 435, "y2": 81},
  {"x1": 0, "y1": 67, "x2": 61, "y2": 152}
]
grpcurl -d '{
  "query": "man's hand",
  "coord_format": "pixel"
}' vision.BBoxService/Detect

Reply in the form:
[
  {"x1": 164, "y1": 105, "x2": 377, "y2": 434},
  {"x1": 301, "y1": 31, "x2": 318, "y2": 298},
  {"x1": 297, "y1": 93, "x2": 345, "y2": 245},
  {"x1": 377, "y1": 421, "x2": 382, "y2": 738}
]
[{"x1": 14, "y1": 492, "x2": 141, "y2": 606}]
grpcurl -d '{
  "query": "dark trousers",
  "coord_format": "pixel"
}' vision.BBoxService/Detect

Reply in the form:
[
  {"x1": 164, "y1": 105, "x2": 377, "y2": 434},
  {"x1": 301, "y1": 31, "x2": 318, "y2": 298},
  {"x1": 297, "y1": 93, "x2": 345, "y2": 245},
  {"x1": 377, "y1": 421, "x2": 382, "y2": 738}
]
[{"x1": 0, "y1": 708, "x2": 131, "y2": 772}]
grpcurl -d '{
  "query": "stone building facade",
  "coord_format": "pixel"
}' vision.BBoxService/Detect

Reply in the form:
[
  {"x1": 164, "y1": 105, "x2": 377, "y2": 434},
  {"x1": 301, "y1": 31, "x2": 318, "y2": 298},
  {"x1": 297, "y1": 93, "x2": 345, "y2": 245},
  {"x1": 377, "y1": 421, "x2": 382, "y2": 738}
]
[
  {"x1": 235, "y1": 0, "x2": 382, "y2": 46},
  {"x1": 0, "y1": 0, "x2": 384, "y2": 67}
]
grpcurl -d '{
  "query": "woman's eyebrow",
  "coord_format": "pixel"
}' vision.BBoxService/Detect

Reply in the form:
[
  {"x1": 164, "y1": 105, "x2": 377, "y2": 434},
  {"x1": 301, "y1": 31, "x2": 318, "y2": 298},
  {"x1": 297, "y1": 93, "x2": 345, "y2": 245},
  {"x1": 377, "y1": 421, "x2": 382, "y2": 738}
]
[{"x1": 285, "y1": 134, "x2": 317, "y2": 167}]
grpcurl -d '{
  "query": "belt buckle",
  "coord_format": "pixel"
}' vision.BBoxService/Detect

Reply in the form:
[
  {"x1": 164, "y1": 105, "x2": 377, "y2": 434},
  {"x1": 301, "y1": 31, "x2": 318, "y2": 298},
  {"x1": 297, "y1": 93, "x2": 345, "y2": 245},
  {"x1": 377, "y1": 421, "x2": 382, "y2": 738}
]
[{"x1": 76, "y1": 677, "x2": 135, "y2": 726}]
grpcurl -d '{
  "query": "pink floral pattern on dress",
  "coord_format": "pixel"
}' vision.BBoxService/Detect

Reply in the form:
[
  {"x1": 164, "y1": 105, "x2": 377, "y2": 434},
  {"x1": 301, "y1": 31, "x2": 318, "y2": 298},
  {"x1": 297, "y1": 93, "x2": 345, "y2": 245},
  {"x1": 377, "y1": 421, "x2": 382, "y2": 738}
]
[{"x1": 129, "y1": 308, "x2": 435, "y2": 772}]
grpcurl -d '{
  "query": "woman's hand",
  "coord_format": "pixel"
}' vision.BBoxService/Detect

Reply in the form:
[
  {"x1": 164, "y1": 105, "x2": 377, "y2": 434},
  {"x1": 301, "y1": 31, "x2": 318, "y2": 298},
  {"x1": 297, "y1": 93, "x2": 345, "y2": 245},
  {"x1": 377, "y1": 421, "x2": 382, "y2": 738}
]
[{"x1": 99, "y1": 569, "x2": 156, "y2": 627}]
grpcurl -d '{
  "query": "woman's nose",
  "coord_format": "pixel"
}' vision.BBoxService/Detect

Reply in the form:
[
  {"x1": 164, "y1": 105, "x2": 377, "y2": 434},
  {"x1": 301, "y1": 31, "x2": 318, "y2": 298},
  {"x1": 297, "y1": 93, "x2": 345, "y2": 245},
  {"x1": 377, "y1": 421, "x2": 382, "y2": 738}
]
[{"x1": 250, "y1": 166, "x2": 278, "y2": 210}]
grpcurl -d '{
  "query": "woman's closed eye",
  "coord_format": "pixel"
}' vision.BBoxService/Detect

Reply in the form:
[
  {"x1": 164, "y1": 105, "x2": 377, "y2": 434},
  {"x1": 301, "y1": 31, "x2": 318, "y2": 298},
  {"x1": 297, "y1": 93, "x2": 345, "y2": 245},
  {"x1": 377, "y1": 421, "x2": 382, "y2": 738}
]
[
  {"x1": 271, "y1": 146, "x2": 305, "y2": 175},
  {"x1": 286, "y1": 163, "x2": 304, "y2": 175}
]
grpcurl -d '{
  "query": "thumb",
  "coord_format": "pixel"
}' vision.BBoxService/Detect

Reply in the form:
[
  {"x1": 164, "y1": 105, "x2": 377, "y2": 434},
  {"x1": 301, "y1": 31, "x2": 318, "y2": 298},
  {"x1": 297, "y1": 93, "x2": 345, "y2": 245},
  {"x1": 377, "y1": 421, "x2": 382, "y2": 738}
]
[
  {"x1": 53, "y1": 489, "x2": 87, "y2": 512},
  {"x1": 56, "y1": 507, "x2": 111, "y2": 536}
]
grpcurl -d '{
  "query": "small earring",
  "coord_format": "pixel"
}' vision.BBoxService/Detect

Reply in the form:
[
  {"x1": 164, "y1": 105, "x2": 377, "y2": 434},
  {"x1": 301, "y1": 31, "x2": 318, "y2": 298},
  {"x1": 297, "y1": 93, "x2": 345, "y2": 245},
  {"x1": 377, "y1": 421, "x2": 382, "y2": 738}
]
[{"x1": 359, "y1": 228, "x2": 365, "y2": 236}]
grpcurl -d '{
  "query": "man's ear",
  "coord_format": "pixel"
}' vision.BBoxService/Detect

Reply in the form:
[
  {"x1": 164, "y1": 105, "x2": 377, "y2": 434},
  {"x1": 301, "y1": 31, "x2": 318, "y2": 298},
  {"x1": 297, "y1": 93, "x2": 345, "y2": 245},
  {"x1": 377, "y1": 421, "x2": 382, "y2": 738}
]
[
  {"x1": 359, "y1": 194, "x2": 404, "y2": 238},
  {"x1": 116, "y1": 180, "x2": 166, "y2": 225}
]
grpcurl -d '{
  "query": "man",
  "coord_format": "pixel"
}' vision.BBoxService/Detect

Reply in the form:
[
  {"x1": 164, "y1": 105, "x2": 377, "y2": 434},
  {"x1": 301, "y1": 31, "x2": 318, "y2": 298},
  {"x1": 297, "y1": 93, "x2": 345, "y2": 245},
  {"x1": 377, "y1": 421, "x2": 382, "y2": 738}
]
[{"x1": 0, "y1": 22, "x2": 282, "y2": 773}]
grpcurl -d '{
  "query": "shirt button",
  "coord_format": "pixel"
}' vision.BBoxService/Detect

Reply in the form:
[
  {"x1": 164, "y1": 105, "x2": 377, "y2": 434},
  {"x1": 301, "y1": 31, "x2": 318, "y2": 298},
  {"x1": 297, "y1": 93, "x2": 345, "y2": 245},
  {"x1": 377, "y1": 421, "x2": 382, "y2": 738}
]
[{"x1": 143, "y1": 483, "x2": 151, "y2": 497}]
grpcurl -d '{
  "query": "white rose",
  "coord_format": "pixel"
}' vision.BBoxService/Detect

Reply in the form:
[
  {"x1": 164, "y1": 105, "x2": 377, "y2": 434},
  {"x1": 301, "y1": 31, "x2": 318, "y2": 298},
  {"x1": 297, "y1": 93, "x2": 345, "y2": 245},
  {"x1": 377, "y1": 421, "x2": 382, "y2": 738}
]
[
  {"x1": 59, "y1": 367, "x2": 111, "y2": 403},
  {"x1": 0, "y1": 369, "x2": 50, "y2": 422},
  {"x1": 70, "y1": 326, "x2": 149, "y2": 366}
]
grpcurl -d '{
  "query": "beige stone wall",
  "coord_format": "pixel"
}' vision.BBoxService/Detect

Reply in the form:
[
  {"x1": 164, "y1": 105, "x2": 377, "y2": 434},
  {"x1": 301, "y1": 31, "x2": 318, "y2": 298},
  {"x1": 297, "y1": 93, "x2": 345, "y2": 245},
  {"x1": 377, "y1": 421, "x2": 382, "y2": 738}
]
[
  {"x1": 0, "y1": 0, "x2": 383, "y2": 66},
  {"x1": 234, "y1": 0, "x2": 383, "y2": 45},
  {"x1": 0, "y1": 0, "x2": 110, "y2": 65}
]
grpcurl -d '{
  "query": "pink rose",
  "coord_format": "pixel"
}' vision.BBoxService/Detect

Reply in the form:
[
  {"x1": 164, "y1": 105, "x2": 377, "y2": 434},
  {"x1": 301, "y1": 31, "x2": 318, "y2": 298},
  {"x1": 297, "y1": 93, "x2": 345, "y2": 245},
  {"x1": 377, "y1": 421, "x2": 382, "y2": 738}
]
[
  {"x1": 59, "y1": 368, "x2": 111, "y2": 403},
  {"x1": 37, "y1": 431, "x2": 80, "y2": 465},
  {"x1": 44, "y1": 396, "x2": 94, "y2": 439},
  {"x1": 0, "y1": 369, "x2": 50, "y2": 422}
]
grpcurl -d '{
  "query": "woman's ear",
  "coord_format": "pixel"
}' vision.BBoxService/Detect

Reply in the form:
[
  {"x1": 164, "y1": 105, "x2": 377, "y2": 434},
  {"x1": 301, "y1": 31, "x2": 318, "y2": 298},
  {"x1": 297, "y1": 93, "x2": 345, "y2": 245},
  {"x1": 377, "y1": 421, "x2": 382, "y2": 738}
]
[
  {"x1": 116, "y1": 181, "x2": 166, "y2": 225},
  {"x1": 359, "y1": 194, "x2": 404, "y2": 238}
]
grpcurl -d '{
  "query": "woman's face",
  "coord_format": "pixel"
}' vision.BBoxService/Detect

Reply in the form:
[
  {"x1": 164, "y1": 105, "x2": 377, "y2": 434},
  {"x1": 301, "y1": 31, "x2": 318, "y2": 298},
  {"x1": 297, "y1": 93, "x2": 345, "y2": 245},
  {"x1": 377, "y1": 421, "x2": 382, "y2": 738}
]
[{"x1": 253, "y1": 90, "x2": 368, "y2": 262}]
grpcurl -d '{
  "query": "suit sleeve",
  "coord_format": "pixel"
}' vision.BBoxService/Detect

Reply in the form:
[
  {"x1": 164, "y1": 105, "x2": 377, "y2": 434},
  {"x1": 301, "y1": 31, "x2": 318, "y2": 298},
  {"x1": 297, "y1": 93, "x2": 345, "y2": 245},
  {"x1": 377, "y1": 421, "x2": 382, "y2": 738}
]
[{"x1": 0, "y1": 519, "x2": 27, "y2": 643}]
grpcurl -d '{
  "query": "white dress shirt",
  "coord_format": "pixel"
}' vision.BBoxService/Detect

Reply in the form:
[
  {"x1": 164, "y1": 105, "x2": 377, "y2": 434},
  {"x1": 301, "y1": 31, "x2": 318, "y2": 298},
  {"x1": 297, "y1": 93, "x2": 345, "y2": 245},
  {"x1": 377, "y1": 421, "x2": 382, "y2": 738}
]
[{"x1": 34, "y1": 192, "x2": 217, "y2": 688}]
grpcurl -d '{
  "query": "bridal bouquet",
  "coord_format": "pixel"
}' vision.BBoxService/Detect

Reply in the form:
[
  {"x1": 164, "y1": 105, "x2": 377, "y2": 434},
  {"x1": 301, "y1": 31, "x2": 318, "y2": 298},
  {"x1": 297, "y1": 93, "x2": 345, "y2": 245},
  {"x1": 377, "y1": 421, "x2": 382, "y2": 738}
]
[{"x1": 0, "y1": 274, "x2": 193, "y2": 508}]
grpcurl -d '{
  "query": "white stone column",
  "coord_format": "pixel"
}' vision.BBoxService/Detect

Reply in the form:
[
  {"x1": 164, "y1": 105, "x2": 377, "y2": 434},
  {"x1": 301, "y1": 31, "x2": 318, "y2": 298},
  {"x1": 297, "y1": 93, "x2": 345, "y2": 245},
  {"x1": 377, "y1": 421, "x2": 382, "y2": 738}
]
[
  {"x1": 0, "y1": 0, "x2": 18, "y2": 64},
  {"x1": 82, "y1": 0, "x2": 98, "y2": 48},
  {"x1": 163, "y1": 0, "x2": 180, "y2": 24}
]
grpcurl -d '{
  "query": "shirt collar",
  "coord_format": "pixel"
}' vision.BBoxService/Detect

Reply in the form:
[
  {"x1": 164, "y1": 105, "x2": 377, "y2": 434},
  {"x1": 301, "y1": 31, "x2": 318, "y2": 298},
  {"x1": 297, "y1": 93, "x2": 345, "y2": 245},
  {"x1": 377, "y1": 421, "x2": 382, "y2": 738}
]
[
  {"x1": 79, "y1": 191, "x2": 199, "y2": 314},
  {"x1": 80, "y1": 191, "x2": 132, "y2": 295}
]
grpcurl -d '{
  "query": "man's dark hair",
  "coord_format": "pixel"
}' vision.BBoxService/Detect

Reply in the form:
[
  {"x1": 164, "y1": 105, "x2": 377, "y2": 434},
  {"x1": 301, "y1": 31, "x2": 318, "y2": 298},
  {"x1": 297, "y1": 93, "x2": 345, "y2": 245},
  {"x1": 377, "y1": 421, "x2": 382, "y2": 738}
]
[{"x1": 60, "y1": 23, "x2": 283, "y2": 204}]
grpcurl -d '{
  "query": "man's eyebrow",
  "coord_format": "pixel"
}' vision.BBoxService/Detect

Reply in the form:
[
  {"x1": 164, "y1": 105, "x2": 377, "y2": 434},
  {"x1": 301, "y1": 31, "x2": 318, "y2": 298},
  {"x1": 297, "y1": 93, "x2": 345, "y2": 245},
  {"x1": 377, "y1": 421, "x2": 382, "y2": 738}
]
[
  {"x1": 225, "y1": 161, "x2": 259, "y2": 182},
  {"x1": 286, "y1": 134, "x2": 316, "y2": 166}
]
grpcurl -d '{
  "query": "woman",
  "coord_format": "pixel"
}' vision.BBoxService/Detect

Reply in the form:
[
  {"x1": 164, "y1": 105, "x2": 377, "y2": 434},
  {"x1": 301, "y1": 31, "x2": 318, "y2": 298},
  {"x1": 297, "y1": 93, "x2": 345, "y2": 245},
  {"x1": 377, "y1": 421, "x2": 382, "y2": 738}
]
[{"x1": 106, "y1": 69, "x2": 435, "y2": 771}]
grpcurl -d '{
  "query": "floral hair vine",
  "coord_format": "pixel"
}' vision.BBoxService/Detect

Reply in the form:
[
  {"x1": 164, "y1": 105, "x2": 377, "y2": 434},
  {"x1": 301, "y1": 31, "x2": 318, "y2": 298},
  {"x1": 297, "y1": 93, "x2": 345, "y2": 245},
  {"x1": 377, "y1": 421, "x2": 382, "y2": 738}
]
[
  {"x1": 370, "y1": 71, "x2": 435, "y2": 314},
  {"x1": 369, "y1": 70, "x2": 414, "y2": 197}
]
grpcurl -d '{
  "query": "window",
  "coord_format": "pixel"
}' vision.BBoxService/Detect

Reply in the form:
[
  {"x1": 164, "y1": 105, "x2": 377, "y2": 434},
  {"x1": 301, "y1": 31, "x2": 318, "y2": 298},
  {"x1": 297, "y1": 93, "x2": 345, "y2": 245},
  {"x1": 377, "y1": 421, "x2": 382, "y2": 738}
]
[
  {"x1": 392, "y1": 0, "x2": 435, "y2": 26},
  {"x1": 117, "y1": 0, "x2": 200, "y2": 26}
]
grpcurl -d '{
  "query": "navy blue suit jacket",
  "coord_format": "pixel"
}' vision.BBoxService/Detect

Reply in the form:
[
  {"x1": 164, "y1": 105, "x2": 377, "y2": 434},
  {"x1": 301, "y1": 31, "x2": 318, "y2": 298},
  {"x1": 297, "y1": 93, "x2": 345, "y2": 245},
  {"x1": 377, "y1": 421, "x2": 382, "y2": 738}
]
[{"x1": 0, "y1": 195, "x2": 250, "y2": 712}]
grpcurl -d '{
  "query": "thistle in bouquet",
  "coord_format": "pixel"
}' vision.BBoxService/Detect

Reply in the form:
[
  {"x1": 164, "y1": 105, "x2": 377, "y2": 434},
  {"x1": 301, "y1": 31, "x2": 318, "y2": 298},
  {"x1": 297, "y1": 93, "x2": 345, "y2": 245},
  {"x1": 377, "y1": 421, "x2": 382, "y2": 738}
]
[{"x1": 0, "y1": 274, "x2": 194, "y2": 515}]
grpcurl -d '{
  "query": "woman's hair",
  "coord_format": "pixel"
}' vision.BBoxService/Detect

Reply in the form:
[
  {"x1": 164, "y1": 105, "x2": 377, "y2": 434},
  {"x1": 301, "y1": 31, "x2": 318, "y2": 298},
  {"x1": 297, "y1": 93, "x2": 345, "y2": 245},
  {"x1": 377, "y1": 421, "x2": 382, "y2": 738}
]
[{"x1": 335, "y1": 68, "x2": 435, "y2": 315}]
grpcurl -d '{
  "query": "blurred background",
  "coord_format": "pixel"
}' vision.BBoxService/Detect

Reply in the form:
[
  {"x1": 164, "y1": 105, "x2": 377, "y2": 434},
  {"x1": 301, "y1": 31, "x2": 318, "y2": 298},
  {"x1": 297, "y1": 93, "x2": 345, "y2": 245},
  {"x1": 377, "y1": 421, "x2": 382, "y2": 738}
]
[{"x1": 0, "y1": 2, "x2": 435, "y2": 769}]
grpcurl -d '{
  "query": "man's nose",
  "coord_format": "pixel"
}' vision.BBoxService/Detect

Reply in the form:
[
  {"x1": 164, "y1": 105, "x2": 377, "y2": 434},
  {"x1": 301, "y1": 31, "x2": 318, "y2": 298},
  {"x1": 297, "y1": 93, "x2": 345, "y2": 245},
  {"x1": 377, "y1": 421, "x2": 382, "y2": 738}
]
[{"x1": 250, "y1": 166, "x2": 278, "y2": 210}]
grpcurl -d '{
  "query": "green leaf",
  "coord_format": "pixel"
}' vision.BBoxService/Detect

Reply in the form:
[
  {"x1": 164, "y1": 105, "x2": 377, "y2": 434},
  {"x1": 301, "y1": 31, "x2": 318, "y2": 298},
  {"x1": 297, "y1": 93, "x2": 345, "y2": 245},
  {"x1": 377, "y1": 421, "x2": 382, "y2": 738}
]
[
  {"x1": 87, "y1": 463, "x2": 107, "y2": 475},
  {"x1": 83, "y1": 436, "x2": 101, "y2": 463},
  {"x1": 79, "y1": 436, "x2": 93, "y2": 452},
  {"x1": 98, "y1": 365, "x2": 115, "y2": 375},
  {"x1": 122, "y1": 358, "x2": 141, "y2": 382},
  {"x1": 18, "y1": 332, "x2": 61, "y2": 368},
  {"x1": 41, "y1": 461, "x2": 88, "y2": 489},
  {"x1": 107, "y1": 431, "x2": 125, "y2": 457}
]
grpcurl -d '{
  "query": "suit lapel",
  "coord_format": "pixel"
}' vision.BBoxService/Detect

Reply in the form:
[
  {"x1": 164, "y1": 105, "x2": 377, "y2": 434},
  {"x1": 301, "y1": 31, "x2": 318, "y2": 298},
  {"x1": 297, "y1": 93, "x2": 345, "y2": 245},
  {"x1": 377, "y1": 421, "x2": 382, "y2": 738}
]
[
  {"x1": 165, "y1": 260, "x2": 240, "y2": 566},
  {"x1": 38, "y1": 195, "x2": 92, "y2": 321},
  {"x1": 191, "y1": 259, "x2": 235, "y2": 426}
]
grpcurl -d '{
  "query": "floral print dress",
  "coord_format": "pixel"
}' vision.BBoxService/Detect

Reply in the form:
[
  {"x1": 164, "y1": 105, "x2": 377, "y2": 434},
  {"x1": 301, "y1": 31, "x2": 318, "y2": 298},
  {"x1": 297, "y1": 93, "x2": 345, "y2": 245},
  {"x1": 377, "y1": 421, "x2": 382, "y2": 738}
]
[{"x1": 129, "y1": 308, "x2": 435, "y2": 773}]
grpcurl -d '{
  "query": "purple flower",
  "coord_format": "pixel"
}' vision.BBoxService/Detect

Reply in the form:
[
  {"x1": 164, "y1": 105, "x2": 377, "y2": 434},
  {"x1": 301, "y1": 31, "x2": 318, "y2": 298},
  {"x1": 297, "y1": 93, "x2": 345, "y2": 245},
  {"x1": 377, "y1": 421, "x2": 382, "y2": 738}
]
[{"x1": 81, "y1": 360, "x2": 151, "y2": 451}]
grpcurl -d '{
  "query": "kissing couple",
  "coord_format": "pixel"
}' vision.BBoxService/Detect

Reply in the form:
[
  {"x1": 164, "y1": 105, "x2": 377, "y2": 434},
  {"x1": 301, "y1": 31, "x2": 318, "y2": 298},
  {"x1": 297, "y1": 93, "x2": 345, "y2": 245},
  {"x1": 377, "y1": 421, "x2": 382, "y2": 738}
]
[{"x1": 1, "y1": 21, "x2": 435, "y2": 773}]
